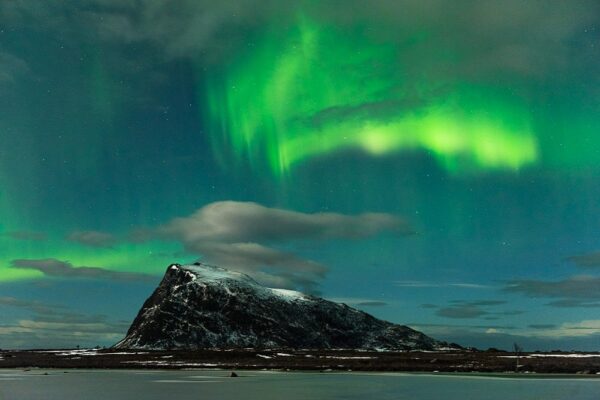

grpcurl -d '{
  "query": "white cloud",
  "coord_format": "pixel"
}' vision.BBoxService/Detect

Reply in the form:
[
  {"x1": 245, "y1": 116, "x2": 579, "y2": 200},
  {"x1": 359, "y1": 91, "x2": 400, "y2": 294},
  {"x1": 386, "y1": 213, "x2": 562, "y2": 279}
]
[
  {"x1": 531, "y1": 319, "x2": 600, "y2": 338},
  {"x1": 154, "y1": 201, "x2": 410, "y2": 244},
  {"x1": 134, "y1": 201, "x2": 408, "y2": 292}
]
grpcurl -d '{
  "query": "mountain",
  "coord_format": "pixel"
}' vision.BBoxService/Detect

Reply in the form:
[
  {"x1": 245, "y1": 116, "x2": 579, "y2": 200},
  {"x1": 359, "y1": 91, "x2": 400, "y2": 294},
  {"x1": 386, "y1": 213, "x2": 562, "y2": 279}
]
[{"x1": 114, "y1": 263, "x2": 455, "y2": 351}]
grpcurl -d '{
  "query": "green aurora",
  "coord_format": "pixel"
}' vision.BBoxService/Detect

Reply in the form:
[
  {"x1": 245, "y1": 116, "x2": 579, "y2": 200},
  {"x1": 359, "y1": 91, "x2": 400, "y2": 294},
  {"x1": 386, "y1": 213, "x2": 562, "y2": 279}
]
[
  {"x1": 204, "y1": 16, "x2": 538, "y2": 176},
  {"x1": 1, "y1": 1, "x2": 600, "y2": 350}
]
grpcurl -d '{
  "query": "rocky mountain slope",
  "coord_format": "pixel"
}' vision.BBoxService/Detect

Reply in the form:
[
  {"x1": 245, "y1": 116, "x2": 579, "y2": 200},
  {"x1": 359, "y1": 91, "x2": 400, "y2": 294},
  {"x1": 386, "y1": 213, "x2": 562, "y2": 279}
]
[{"x1": 115, "y1": 263, "x2": 455, "y2": 350}]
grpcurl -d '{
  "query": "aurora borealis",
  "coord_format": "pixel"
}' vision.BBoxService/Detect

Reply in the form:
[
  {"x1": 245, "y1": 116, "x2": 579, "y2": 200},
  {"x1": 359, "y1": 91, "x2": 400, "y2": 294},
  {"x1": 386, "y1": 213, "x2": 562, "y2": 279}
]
[
  {"x1": 1, "y1": 0, "x2": 600, "y2": 350},
  {"x1": 204, "y1": 16, "x2": 537, "y2": 175}
]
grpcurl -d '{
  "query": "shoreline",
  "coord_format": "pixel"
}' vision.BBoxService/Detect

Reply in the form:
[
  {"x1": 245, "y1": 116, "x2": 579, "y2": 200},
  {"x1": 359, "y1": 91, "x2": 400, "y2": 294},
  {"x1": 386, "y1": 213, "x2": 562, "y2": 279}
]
[
  {"x1": 1, "y1": 368, "x2": 599, "y2": 381},
  {"x1": 2, "y1": 349, "x2": 599, "y2": 375}
]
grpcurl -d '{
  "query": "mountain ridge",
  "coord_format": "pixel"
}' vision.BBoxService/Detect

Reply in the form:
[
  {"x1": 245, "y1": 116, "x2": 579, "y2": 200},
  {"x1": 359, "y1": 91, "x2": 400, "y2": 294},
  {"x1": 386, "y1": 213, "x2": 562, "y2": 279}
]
[{"x1": 115, "y1": 263, "x2": 456, "y2": 351}]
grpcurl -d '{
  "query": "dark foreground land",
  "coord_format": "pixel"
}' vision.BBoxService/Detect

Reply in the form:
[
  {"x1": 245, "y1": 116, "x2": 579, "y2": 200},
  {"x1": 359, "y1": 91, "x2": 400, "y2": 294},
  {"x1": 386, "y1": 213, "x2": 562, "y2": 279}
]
[{"x1": 1, "y1": 348, "x2": 599, "y2": 374}]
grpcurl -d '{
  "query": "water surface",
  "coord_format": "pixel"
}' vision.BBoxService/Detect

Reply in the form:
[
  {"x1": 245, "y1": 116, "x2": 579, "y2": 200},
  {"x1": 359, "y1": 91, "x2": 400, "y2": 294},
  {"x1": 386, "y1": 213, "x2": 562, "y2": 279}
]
[{"x1": 0, "y1": 369, "x2": 597, "y2": 399}]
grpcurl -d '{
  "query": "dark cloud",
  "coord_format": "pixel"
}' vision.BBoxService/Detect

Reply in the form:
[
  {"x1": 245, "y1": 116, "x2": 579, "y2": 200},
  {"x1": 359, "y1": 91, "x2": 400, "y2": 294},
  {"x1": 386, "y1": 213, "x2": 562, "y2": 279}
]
[
  {"x1": 0, "y1": 295, "x2": 125, "y2": 326},
  {"x1": 323, "y1": 0, "x2": 598, "y2": 79},
  {"x1": 411, "y1": 322, "x2": 517, "y2": 331},
  {"x1": 394, "y1": 281, "x2": 490, "y2": 289},
  {"x1": 2, "y1": 230, "x2": 47, "y2": 241},
  {"x1": 546, "y1": 299, "x2": 600, "y2": 308},
  {"x1": 4, "y1": 0, "x2": 595, "y2": 79},
  {"x1": 0, "y1": 0, "x2": 287, "y2": 61},
  {"x1": 0, "y1": 318, "x2": 128, "y2": 349},
  {"x1": 414, "y1": 325, "x2": 600, "y2": 352},
  {"x1": 328, "y1": 297, "x2": 388, "y2": 307},
  {"x1": 15, "y1": 318, "x2": 127, "y2": 334},
  {"x1": 134, "y1": 201, "x2": 408, "y2": 292},
  {"x1": 566, "y1": 252, "x2": 600, "y2": 268},
  {"x1": 497, "y1": 310, "x2": 525, "y2": 316},
  {"x1": 434, "y1": 300, "x2": 520, "y2": 320},
  {"x1": 505, "y1": 275, "x2": 600, "y2": 300},
  {"x1": 354, "y1": 301, "x2": 387, "y2": 307},
  {"x1": 436, "y1": 305, "x2": 487, "y2": 319},
  {"x1": 11, "y1": 258, "x2": 157, "y2": 283},
  {"x1": 0, "y1": 294, "x2": 130, "y2": 349},
  {"x1": 0, "y1": 296, "x2": 56, "y2": 314},
  {"x1": 450, "y1": 300, "x2": 506, "y2": 307},
  {"x1": 529, "y1": 324, "x2": 556, "y2": 330},
  {"x1": 310, "y1": 98, "x2": 427, "y2": 128},
  {"x1": 66, "y1": 230, "x2": 117, "y2": 248}
]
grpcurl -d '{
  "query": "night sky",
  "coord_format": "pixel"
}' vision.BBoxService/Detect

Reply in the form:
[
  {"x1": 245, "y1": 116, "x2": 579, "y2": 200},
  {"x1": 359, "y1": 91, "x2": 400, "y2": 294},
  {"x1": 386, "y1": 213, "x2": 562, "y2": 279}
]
[{"x1": 1, "y1": 0, "x2": 600, "y2": 350}]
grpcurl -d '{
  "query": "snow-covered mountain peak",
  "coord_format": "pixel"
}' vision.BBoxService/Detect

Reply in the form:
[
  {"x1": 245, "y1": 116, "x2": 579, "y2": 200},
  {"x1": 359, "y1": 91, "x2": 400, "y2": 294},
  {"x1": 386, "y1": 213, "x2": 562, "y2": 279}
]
[
  {"x1": 115, "y1": 262, "x2": 455, "y2": 351},
  {"x1": 170, "y1": 263, "x2": 310, "y2": 302},
  {"x1": 173, "y1": 262, "x2": 258, "y2": 285}
]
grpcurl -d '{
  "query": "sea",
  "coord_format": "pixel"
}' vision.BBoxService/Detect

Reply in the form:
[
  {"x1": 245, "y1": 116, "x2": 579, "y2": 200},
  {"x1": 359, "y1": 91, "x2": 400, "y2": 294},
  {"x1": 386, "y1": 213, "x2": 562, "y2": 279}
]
[{"x1": 0, "y1": 369, "x2": 598, "y2": 399}]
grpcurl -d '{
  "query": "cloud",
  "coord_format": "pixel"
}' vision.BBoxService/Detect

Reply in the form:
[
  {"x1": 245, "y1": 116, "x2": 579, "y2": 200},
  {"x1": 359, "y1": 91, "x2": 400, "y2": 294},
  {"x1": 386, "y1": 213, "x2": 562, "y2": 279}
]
[
  {"x1": 566, "y1": 252, "x2": 600, "y2": 268},
  {"x1": 195, "y1": 241, "x2": 326, "y2": 293},
  {"x1": 0, "y1": 296, "x2": 56, "y2": 314},
  {"x1": 394, "y1": 280, "x2": 491, "y2": 289},
  {"x1": 196, "y1": 242, "x2": 324, "y2": 273},
  {"x1": 0, "y1": 294, "x2": 130, "y2": 349},
  {"x1": 0, "y1": 295, "x2": 119, "y2": 325},
  {"x1": 546, "y1": 299, "x2": 600, "y2": 308},
  {"x1": 505, "y1": 275, "x2": 600, "y2": 300},
  {"x1": 504, "y1": 275, "x2": 600, "y2": 309},
  {"x1": 2, "y1": 230, "x2": 47, "y2": 241},
  {"x1": 134, "y1": 201, "x2": 408, "y2": 292},
  {"x1": 0, "y1": 318, "x2": 127, "y2": 349},
  {"x1": 0, "y1": 51, "x2": 29, "y2": 84},
  {"x1": 528, "y1": 324, "x2": 556, "y2": 330},
  {"x1": 66, "y1": 230, "x2": 117, "y2": 248},
  {"x1": 561, "y1": 320, "x2": 600, "y2": 336},
  {"x1": 355, "y1": 301, "x2": 388, "y2": 307},
  {"x1": 5, "y1": 0, "x2": 595, "y2": 79},
  {"x1": 0, "y1": 0, "x2": 286, "y2": 61},
  {"x1": 410, "y1": 322, "x2": 517, "y2": 331},
  {"x1": 117, "y1": 0, "x2": 286, "y2": 60},
  {"x1": 16, "y1": 319, "x2": 125, "y2": 334},
  {"x1": 338, "y1": 0, "x2": 598, "y2": 78},
  {"x1": 532, "y1": 320, "x2": 600, "y2": 338},
  {"x1": 497, "y1": 310, "x2": 525, "y2": 316},
  {"x1": 452, "y1": 300, "x2": 506, "y2": 307},
  {"x1": 431, "y1": 300, "x2": 521, "y2": 320},
  {"x1": 411, "y1": 322, "x2": 600, "y2": 351},
  {"x1": 151, "y1": 201, "x2": 411, "y2": 243},
  {"x1": 436, "y1": 305, "x2": 488, "y2": 319},
  {"x1": 328, "y1": 297, "x2": 388, "y2": 307},
  {"x1": 310, "y1": 98, "x2": 427, "y2": 128},
  {"x1": 11, "y1": 258, "x2": 157, "y2": 283}
]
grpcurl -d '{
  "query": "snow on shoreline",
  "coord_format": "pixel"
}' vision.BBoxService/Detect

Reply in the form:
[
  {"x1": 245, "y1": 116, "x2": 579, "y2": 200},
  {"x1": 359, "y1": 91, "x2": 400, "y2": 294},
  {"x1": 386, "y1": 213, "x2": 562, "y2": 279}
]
[
  {"x1": 498, "y1": 354, "x2": 600, "y2": 359},
  {"x1": 31, "y1": 349, "x2": 149, "y2": 357}
]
